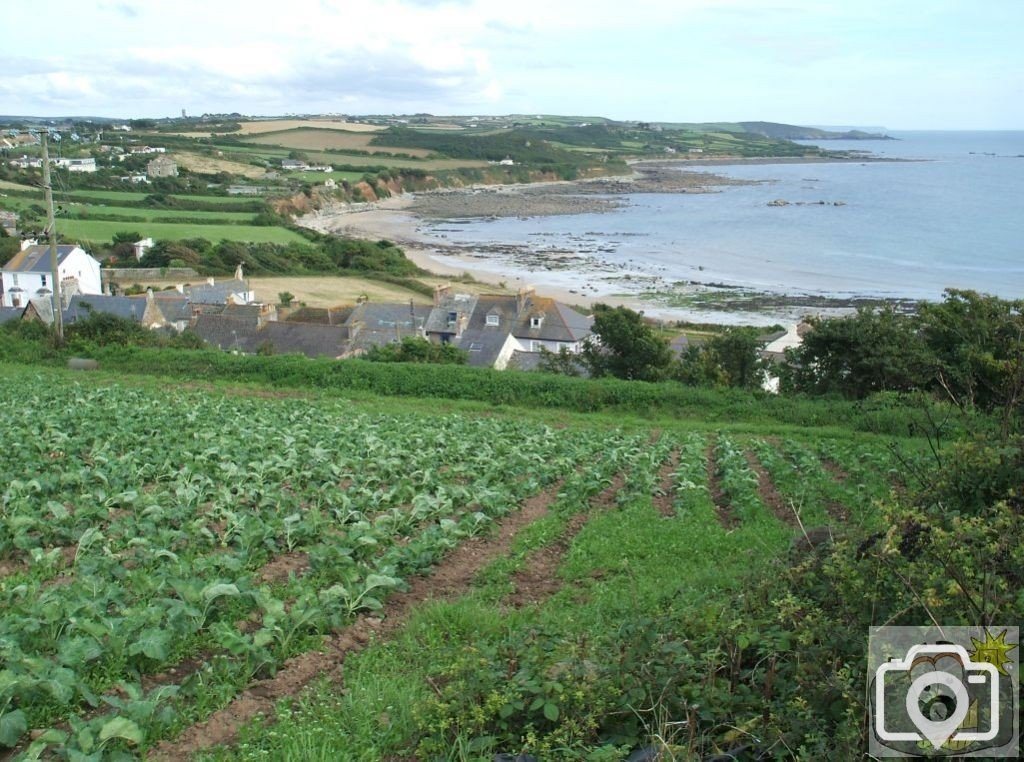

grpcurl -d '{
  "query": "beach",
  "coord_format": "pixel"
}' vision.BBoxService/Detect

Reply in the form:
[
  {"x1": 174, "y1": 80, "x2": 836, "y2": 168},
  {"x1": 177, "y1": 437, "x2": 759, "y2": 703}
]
[{"x1": 298, "y1": 160, "x2": 913, "y2": 325}]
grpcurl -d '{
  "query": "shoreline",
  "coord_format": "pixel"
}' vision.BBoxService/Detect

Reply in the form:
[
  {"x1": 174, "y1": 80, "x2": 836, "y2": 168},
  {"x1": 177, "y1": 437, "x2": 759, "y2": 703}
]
[{"x1": 298, "y1": 158, "x2": 918, "y2": 325}]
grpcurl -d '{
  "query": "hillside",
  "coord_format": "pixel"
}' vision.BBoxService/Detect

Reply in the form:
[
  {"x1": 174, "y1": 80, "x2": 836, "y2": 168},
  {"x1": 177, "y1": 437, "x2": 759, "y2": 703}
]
[{"x1": 737, "y1": 120, "x2": 893, "y2": 140}]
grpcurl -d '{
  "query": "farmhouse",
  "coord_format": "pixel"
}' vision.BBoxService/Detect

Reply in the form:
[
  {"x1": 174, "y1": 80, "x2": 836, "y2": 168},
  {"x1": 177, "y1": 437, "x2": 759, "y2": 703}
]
[
  {"x1": 1, "y1": 243, "x2": 102, "y2": 309},
  {"x1": 146, "y1": 156, "x2": 178, "y2": 178}
]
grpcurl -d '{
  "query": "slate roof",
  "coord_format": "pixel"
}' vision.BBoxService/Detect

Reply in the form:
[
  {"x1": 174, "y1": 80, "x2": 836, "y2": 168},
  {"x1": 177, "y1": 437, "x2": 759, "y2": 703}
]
[
  {"x1": 63, "y1": 295, "x2": 146, "y2": 324},
  {"x1": 346, "y1": 302, "x2": 430, "y2": 351},
  {"x1": 153, "y1": 296, "x2": 192, "y2": 324},
  {"x1": 424, "y1": 293, "x2": 479, "y2": 335},
  {"x1": 455, "y1": 295, "x2": 517, "y2": 368},
  {"x1": 511, "y1": 297, "x2": 592, "y2": 343},
  {"x1": 3, "y1": 245, "x2": 82, "y2": 273},
  {"x1": 192, "y1": 314, "x2": 260, "y2": 351},
  {"x1": 506, "y1": 350, "x2": 544, "y2": 372},
  {"x1": 186, "y1": 279, "x2": 249, "y2": 305},
  {"x1": 0, "y1": 306, "x2": 23, "y2": 324},
  {"x1": 255, "y1": 322, "x2": 348, "y2": 359}
]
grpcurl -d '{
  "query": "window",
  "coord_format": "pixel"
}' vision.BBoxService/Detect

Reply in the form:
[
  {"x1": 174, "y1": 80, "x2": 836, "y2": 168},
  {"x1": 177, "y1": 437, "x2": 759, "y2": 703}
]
[
  {"x1": 486, "y1": 313, "x2": 499, "y2": 327},
  {"x1": 447, "y1": 311, "x2": 458, "y2": 324},
  {"x1": 530, "y1": 315, "x2": 543, "y2": 329},
  {"x1": 11, "y1": 274, "x2": 17, "y2": 286},
  {"x1": 41, "y1": 275, "x2": 47, "y2": 287}
]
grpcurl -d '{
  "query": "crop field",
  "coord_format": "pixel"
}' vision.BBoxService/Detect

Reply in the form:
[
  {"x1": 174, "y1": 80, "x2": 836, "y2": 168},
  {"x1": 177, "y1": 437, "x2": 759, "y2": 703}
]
[
  {"x1": 0, "y1": 364, "x2": 904, "y2": 759},
  {"x1": 246, "y1": 129, "x2": 432, "y2": 157}
]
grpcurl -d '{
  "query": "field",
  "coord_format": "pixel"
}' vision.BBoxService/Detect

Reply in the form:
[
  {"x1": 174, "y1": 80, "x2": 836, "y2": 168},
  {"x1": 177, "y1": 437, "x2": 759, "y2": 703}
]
[
  {"x1": 0, "y1": 362, "x2": 906, "y2": 759},
  {"x1": 163, "y1": 121, "x2": 385, "y2": 139},
  {"x1": 55, "y1": 219, "x2": 309, "y2": 245},
  {"x1": 247, "y1": 129, "x2": 431, "y2": 157},
  {"x1": 173, "y1": 153, "x2": 267, "y2": 179}
]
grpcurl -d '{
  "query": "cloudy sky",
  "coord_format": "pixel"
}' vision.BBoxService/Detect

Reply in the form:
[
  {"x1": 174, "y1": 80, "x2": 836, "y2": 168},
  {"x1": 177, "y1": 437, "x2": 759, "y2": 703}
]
[{"x1": 2, "y1": 0, "x2": 1020, "y2": 128}]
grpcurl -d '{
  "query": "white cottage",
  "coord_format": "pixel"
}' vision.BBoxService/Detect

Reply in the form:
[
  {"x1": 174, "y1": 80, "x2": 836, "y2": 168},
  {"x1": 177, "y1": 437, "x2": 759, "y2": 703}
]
[{"x1": 1, "y1": 243, "x2": 102, "y2": 308}]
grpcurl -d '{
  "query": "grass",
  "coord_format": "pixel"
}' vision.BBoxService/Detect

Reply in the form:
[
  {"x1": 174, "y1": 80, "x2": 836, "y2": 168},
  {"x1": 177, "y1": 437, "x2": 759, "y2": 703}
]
[
  {"x1": 0, "y1": 179, "x2": 36, "y2": 191},
  {"x1": 56, "y1": 219, "x2": 309, "y2": 244},
  {"x1": 63, "y1": 204, "x2": 257, "y2": 223}
]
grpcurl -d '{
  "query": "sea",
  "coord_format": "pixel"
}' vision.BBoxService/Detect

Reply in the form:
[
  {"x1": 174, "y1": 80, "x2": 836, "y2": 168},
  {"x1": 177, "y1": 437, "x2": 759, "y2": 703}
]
[{"x1": 419, "y1": 131, "x2": 1024, "y2": 303}]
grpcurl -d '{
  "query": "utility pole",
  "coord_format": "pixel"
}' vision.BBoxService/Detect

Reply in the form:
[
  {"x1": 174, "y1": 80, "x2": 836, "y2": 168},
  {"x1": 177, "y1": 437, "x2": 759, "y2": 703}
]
[{"x1": 40, "y1": 134, "x2": 63, "y2": 344}]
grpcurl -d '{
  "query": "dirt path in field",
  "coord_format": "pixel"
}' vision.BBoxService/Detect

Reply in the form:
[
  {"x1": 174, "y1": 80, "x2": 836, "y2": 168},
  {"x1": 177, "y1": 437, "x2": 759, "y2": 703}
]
[
  {"x1": 652, "y1": 449, "x2": 680, "y2": 518},
  {"x1": 821, "y1": 457, "x2": 849, "y2": 483},
  {"x1": 743, "y1": 450, "x2": 797, "y2": 527},
  {"x1": 706, "y1": 441, "x2": 738, "y2": 530},
  {"x1": 149, "y1": 479, "x2": 565, "y2": 760},
  {"x1": 506, "y1": 472, "x2": 627, "y2": 607}
]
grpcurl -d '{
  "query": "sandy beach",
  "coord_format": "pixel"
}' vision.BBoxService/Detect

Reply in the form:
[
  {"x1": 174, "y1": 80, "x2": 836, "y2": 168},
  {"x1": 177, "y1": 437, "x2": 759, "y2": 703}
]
[{"x1": 297, "y1": 162, "x2": 904, "y2": 325}]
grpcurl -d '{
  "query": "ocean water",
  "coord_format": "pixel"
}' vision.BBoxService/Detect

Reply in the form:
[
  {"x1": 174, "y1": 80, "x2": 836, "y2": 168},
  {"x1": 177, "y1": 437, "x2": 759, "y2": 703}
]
[{"x1": 420, "y1": 131, "x2": 1024, "y2": 301}]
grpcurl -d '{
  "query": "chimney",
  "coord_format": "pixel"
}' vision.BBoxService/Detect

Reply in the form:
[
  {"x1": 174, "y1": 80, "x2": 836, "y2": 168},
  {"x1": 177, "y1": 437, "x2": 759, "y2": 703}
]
[
  {"x1": 20, "y1": 238, "x2": 38, "y2": 251},
  {"x1": 516, "y1": 285, "x2": 535, "y2": 315},
  {"x1": 146, "y1": 288, "x2": 154, "y2": 304},
  {"x1": 433, "y1": 283, "x2": 451, "y2": 306},
  {"x1": 234, "y1": 263, "x2": 244, "y2": 281},
  {"x1": 206, "y1": 277, "x2": 215, "y2": 286},
  {"x1": 175, "y1": 283, "x2": 185, "y2": 294}
]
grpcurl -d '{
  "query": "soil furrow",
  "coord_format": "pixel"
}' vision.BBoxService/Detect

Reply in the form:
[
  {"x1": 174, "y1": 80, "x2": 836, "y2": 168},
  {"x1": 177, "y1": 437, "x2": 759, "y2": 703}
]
[
  {"x1": 149, "y1": 479, "x2": 565, "y2": 760},
  {"x1": 652, "y1": 449, "x2": 680, "y2": 518},
  {"x1": 706, "y1": 440, "x2": 738, "y2": 529},
  {"x1": 743, "y1": 450, "x2": 797, "y2": 527},
  {"x1": 506, "y1": 471, "x2": 627, "y2": 607}
]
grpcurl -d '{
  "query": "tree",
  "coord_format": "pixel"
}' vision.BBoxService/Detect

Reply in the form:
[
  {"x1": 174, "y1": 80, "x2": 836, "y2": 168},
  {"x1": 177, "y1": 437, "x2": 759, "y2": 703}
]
[
  {"x1": 782, "y1": 306, "x2": 927, "y2": 398},
  {"x1": 278, "y1": 292, "x2": 295, "y2": 307},
  {"x1": 581, "y1": 304, "x2": 672, "y2": 382},
  {"x1": 677, "y1": 327, "x2": 767, "y2": 389},
  {"x1": 364, "y1": 337, "x2": 467, "y2": 365},
  {"x1": 917, "y1": 289, "x2": 1024, "y2": 413}
]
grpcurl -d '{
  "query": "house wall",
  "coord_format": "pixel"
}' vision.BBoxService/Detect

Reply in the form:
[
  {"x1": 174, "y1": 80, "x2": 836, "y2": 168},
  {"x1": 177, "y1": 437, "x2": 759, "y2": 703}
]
[{"x1": 1, "y1": 271, "x2": 46, "y2": 307}]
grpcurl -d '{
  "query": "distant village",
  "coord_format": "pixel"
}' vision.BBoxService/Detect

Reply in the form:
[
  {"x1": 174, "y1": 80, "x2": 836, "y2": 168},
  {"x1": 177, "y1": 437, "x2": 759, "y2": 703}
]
[{"x1": 0, "y1": 239, "x2": 599, "y2": 371}]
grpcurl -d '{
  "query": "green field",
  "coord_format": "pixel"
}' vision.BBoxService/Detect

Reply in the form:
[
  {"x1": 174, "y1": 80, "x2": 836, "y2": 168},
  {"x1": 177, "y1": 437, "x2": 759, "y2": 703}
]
[
  {"x1": 0, "y1": 360, "x2": 915, "y2": 759},
  {"x1": 56, "y1": 219, "x2": 308, "y2": 244},
  {"x1": 65, "y1": 204, "x2": 257, "y2": 223}
]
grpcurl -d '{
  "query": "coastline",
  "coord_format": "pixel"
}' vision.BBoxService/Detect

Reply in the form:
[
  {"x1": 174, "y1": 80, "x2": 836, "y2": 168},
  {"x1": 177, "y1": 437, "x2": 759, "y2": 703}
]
[{"x1": 298, "y1": 159, "x2": 914, "y2": 325}]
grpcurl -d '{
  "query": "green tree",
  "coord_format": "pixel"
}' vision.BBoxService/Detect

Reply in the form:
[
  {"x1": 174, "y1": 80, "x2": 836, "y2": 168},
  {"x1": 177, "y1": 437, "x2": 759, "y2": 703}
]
[
  {"x1": 581, "y1": 304, "x2": 672, "y2": 382},
  {"x1": 677, "y1": 327, "x2": 767, "y2": 389},
  {"x1": 782, "y1": 306, "x2": 927, "y2": 398},
  {"x1": 917, "y1": 289, "x2": 1024, "y2": 414},
  {"x1": 364, "y1": 337, "x2": 467, "y2": 365}
]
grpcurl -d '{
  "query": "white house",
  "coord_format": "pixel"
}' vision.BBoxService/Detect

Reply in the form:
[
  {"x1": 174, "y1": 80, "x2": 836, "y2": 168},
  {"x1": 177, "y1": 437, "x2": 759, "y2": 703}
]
[
  {"x1": 53, "y1": 157, "x2": 97, "y2": 173},
  {"x1": 1, "y1": 243, "x2": 102, "y2": 308}
]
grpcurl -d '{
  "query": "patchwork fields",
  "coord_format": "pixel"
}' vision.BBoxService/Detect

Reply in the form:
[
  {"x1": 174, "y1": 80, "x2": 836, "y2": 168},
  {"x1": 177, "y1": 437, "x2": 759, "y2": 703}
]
[{"x1": 0, "y1": 364, "x2": 904, "y2": 759}]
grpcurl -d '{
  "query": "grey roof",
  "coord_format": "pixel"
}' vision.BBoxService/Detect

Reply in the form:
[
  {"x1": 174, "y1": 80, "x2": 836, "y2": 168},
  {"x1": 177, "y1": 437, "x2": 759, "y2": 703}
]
[
  {"x1": 186, "y1": 279, "x2": 249, "y2": 305},
  {"x1": 192, "y1": 314, "x2": 260, "y2": 351},
  {"x1": 0, "y1": 306, "x2": 24, "y2": 324},
  {"x1": 255, "y1": 322, "x2": 348, "y2": 358},
  {"x1": 454, "y1": 295, "x2": 517, "y2": 368},
  {"x1": 63, "y1": 295, "x2": 146, "y2": 324},
  {"x1": 3, "y1": 245, "x2": 81, "y2": 273},
  {"x1": 424, "y1": 293, "x2": 479, "y2": 335},
  {"x1": 154, "y1": 296, "x2": 192, "y2": 323},
  {"x1": 506, "y1": 350, "x2": 544, "y2": 372},
  {"x1": 346, "y1": 302, "x2": 430, "y2": 350},
  {"x1": 511, "y1": 297, "x2": 592, "y2": 343}
]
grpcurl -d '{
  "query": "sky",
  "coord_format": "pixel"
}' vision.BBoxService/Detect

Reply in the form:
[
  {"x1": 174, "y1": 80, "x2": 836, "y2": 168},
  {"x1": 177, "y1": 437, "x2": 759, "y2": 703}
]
[{"x1": 2, "y1": 0, "x2": 1021, "y2": 129}]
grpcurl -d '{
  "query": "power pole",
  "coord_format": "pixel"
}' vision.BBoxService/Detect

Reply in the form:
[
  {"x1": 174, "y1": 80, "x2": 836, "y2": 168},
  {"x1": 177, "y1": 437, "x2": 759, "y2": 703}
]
[{"x1": 40, "y1": 134, "x2": 64, "y2": 344}]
